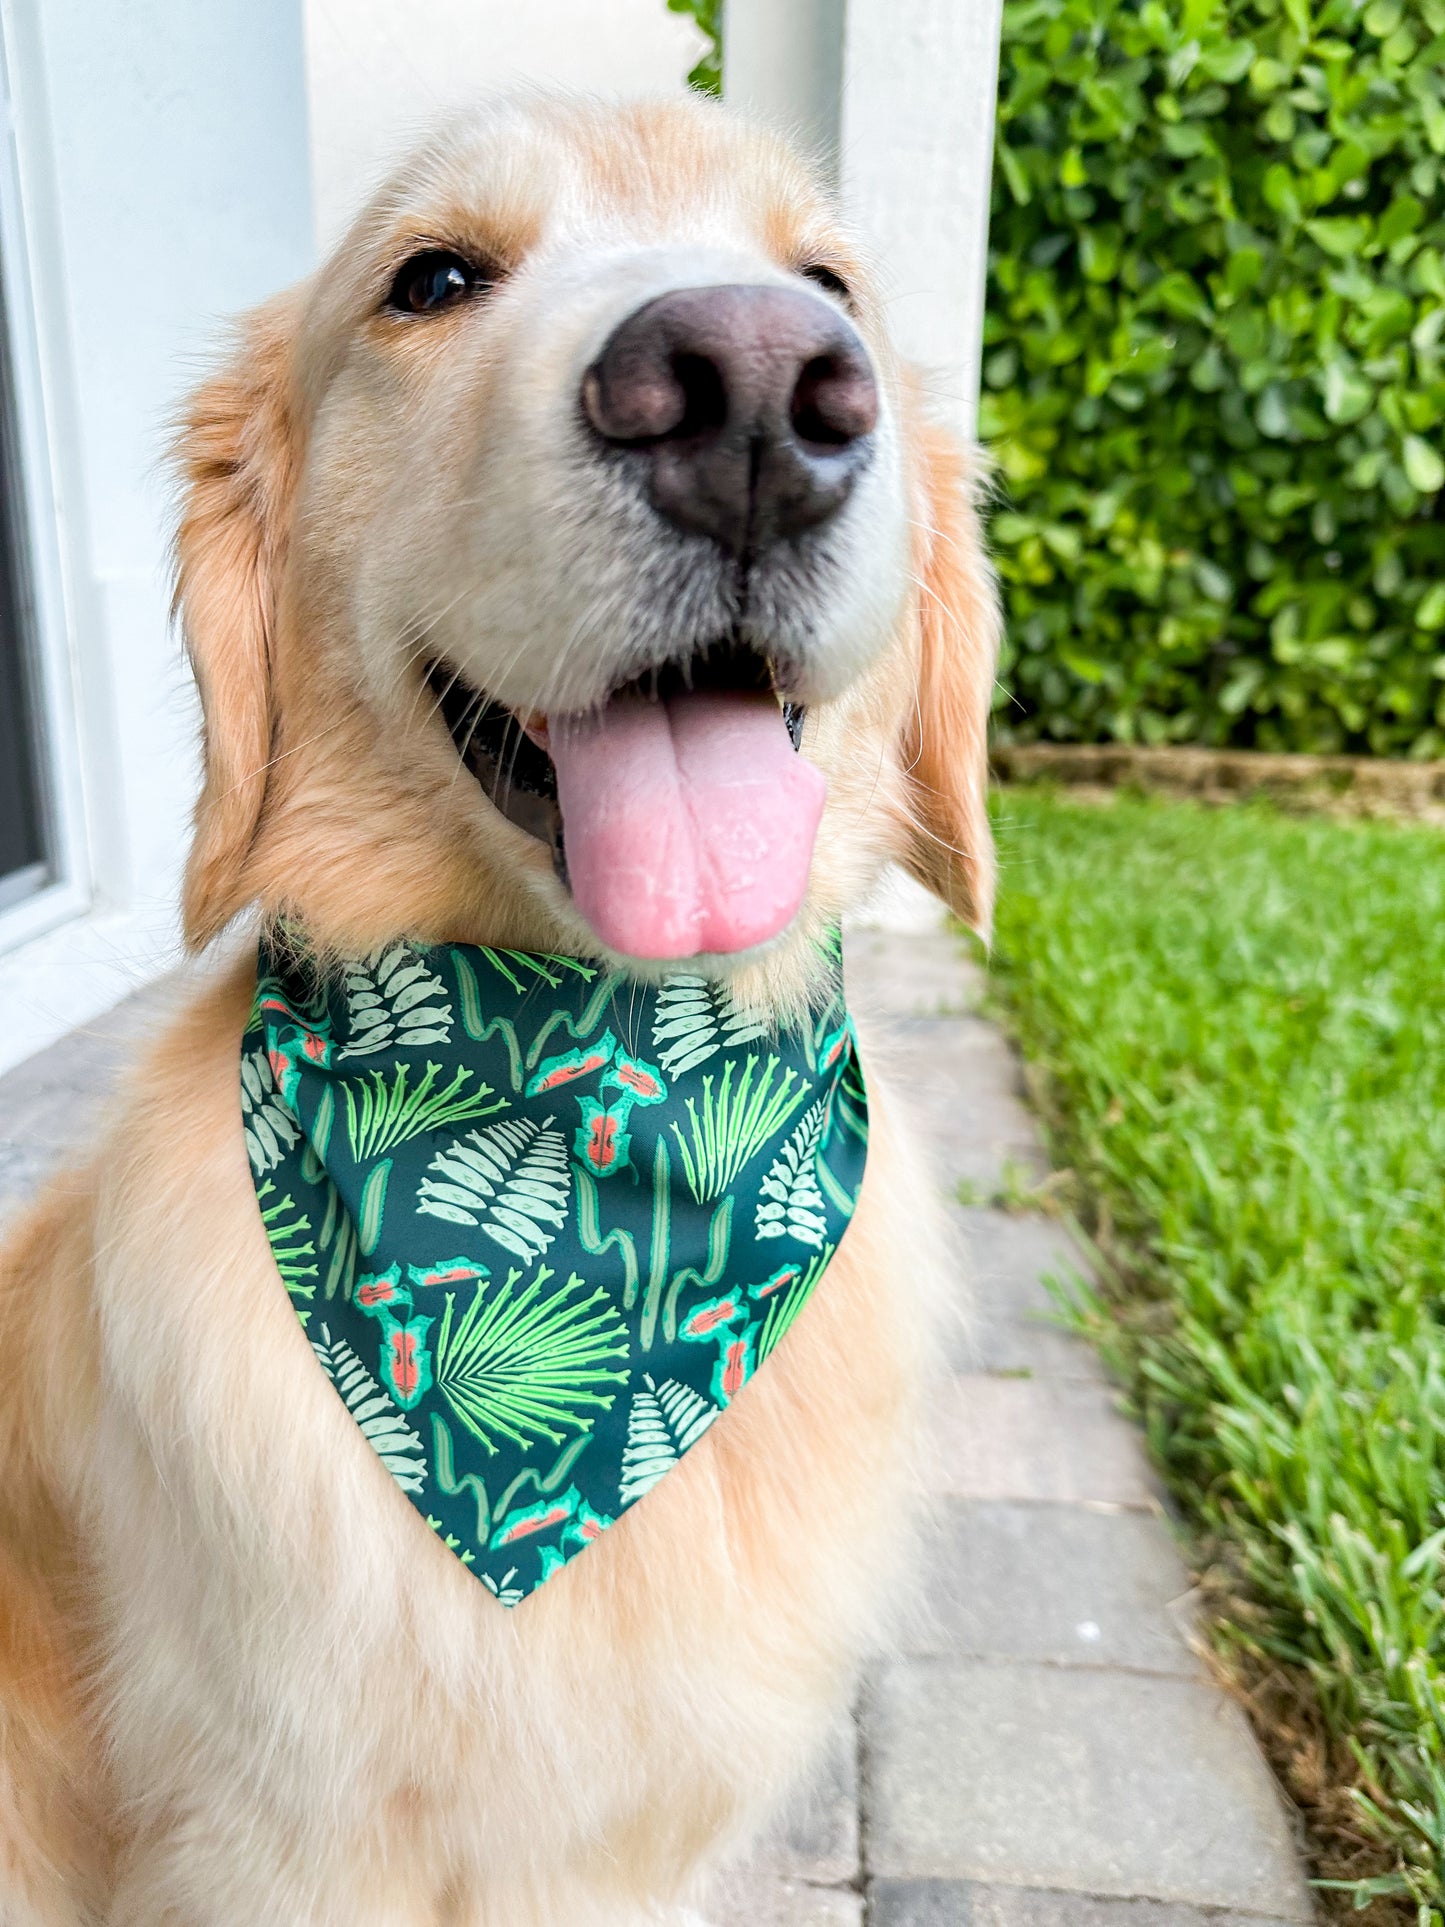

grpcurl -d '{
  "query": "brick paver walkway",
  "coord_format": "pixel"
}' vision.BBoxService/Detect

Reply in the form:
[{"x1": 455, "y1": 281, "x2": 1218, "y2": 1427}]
[
  {"x1": 0, "y1": 916, "x2": 1316, "y2": 1925},
  {"x1": 712, "y1": 897, "x2": 1316, "y2": 1924}
]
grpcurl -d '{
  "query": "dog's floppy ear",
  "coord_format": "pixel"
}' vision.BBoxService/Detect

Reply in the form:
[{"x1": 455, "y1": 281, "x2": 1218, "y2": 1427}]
[
  {"x1": 901, "y1": 422, "x2": 1000, "y2": 938},
  {"x1": 172, "y1": 296, "x2": 303, "y2": 950}
]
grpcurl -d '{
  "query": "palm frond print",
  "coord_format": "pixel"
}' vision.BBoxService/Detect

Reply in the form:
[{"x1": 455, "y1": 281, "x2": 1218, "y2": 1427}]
[
  {"x1": 311, "y1": 1322, "x2": 427, "y2": 1493},
  {"x1": 242, "y1": 1045, "x2": 301, "y2": 1174},
  {"x1": 339, "y1": 945, "x2": 453, "y2": 1058},
  {"x1": 650, "y1": 974, "x2": 768, "y2": 1076},
  {"x1": 343, "y1": 1060, "x2": 507, "y2": 1161},
  {"x1": 417, "y1": 1115, "x2": 570, "y2": 1263},
  {"x1": 669, "y1": 1053, "x2": 808, "y2": 1202},
  {"x1": 478, "y1": 947, "x2": 598, "y2": 994},
  {"x1": 755, "y1": 1098, "x2": 829, "y2": 1248},
  {"x1": 618, "y1": 1374, "x2": 717, "y2": 1506},
  {"x1": 434, "y1": 1266, "x2": 629, "y2": 1455},
  {"x1": 256, "y1": 1180, "x2": 318, "y2": 1322},
  {"x1": 757, "y1": 1245, "x2": 834, "y2": 1364}
]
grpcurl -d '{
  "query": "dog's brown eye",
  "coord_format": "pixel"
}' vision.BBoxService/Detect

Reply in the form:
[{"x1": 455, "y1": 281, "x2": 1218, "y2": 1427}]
[
  {"x1": 801, "y1": 263, "x2": 852, "y2": 305},
  {"x1": 385, "y1": 250, "x2": 491, "y2": 316}
]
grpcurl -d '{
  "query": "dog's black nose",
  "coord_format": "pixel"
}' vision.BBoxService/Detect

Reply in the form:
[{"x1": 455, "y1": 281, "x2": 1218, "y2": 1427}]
[{"x1": 581, "y1": 284, "x2": 878, "y2": 557}]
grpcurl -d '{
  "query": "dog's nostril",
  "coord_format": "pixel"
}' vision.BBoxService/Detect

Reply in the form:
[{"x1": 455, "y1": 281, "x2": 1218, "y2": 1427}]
[
  {"x1": 583, "y1": 348, "x2": 729, "y2": 446},
  {"x1": 671, "y1": 351, "x2": 728, "y2": 440},
  {"x1": 791, "y1": 353, "x2": 878, "y2": 449},
  {"x1": 582, "y1": 362, "x2": 685, "y2": 442}
]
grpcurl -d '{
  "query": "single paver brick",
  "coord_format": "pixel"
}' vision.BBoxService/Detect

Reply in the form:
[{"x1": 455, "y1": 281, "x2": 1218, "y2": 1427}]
[
  {"x1": 950, "y1": 1208, "x2": 1098, "y2": 1379},
  {"x1": 911, "y1": 1498, "x2": 1201, "y2": 1677},
  {"x1": 926, "y1": 1377, "x2": 1160, "y2": 1509},
  {"x1": 870, "y1": 1880, "x2": 1306, "y2": 1926},
  {"x1": 918, "y1": 1207, "x2": 1101, "y2": 1381},
  {"x1": 862, "y1": 1657, "x2": 1312, "y2": 1919},
  {"x1": 953, "y1": 1209, "x2": 1094, "y2": 1302},
  {"x1": 880, "y1": 1020, "x2": 1047, "y2": 1195},
  {"x1": 707, "y1": 1871, "x2": 863, "y2": 1926},
  {"x1": 963, "y1": 1314, "x2": 1104, "y2": 1384}
]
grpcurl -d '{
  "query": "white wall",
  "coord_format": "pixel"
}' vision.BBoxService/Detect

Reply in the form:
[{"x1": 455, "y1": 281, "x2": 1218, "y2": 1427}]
[
  {"x1": 305, "y1": 0, "x2": 707, "y2": 248},
  {"x1": 0, "y1": 0, "x2": 313, "y2": 1072}
]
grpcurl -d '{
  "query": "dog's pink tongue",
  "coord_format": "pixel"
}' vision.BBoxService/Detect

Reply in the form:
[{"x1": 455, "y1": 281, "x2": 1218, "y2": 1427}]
[{"x1": 548, "y1": 689, "x2": 825, "y2": 960}]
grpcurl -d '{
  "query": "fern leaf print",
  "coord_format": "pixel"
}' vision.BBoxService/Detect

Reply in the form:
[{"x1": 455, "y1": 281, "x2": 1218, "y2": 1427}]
[
  {"x1": 242, "y1": 928, "x2": 866, "y2": 1603},
  {"x1": 669, "y1": 1053, "x2": 807, "y2": 1202},
  {"x1": 344, "y1": 1060, "x2": 506, "y2": 1161},
  {"x1": 255, "y1": 1180, "x2": 318, "y2": 1323},
  {"x1": 479, "y1": 947, "x2": 597, "y2": 994},
  {"x1": 650, "y1": 974, "x2": 768, "y2": 1075},
  {"x1": 418, "y1": 1116, "x2": 569, "y2": 1263},
  {"x1": 311, "y1": 1322, "x2": 427, "y2": 1493},
  {"x1": 241, "y1": 1044, "x2": 301, "y2": 1174},
  {"x1": 617, "y1": 1374, "x2": 718, "y2": 1506},
  {"x1": 339, "y1": 945, "x2": 453, "y2": 1058},
  {"x1": 754, "y1": 1098, "x2": 830, "y2": 1248},
  {"x1": 756, "y1": 1248, "x2": 834, "y2": 1365}
]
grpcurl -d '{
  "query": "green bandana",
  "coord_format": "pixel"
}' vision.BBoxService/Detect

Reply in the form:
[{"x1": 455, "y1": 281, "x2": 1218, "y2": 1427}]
[{"x1": 242, "y1": 936, "x2": 867, "y2": 1605}]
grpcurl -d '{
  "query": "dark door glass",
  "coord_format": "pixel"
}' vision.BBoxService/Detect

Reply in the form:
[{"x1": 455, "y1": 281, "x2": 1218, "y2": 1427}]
[
  {"x1": 0, "y1": 276, "x2": 47, "y2": 907},
  {"x1": 0, "y1": 635, "x2": 43, "y2": 893}
]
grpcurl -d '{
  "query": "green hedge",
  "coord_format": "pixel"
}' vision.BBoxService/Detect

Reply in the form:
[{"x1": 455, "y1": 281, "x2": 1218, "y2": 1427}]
[
  {"x1": 668, "y1": 0, "x2": 721, "y2": 94},
  {"x1": 985, "y1": 0, "x2": 1445, "y2": 755},
  {"x1": 675, "y1": 0, "x2": 1445, "y2": 753}
]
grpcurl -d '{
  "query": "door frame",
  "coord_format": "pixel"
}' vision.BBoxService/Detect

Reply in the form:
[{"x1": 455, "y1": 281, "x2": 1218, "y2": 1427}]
[{"x1": 0, "y1": 18, "x2": 90, "y2": 958}]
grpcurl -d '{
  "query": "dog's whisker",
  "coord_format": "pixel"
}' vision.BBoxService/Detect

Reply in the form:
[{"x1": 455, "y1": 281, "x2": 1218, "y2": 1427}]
[{"x1": 217, "y1": 715, "x2": 353, "y2": 803}]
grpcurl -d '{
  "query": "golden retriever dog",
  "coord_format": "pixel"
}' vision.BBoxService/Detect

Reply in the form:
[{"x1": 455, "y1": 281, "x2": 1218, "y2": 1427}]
[{"x1": 0, "y1": 93, "x2": 995, "y2": 1925}]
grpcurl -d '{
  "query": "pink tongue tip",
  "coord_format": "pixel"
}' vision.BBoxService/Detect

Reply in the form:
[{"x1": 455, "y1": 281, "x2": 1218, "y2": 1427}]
[{"x1": 547, "y1": 688, "x2": 825, "y2": 961}]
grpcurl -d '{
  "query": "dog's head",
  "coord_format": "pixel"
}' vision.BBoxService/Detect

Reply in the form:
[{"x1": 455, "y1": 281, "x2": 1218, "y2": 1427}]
[{"x1": 174, "y1": 94, "x2": 997, "y2": 998}]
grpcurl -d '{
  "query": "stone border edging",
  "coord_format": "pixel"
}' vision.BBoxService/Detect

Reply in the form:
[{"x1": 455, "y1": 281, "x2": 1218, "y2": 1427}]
[{"x1": 992, "y1": 742, "x2": 1445, "y2": 824}]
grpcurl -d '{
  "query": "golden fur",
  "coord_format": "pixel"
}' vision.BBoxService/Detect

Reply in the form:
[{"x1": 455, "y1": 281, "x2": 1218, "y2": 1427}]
[{"x1": 0, "y1": 95, "x2": 997, "y2": 1924}]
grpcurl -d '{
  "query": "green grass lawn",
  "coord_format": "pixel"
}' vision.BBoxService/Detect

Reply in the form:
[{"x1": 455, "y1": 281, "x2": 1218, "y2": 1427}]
[{"x1": 986, "y1": 789, "x2": 1445, "y2": 1920}]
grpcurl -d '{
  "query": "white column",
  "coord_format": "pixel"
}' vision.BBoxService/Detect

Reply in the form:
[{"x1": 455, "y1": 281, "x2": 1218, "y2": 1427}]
[
  {"x1": 840, "y1": 0, "x2": 1002, "y2": 440},
  {"x1": 721, "y1": 0, "x2": 845, "y2": 166},
  {"x1": 722, "y1": 0, "x2": 1003, "y2": 440}
]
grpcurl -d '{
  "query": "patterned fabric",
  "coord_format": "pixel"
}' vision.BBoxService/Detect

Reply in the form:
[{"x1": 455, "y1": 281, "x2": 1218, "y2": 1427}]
[{"x1": 242, "y1": 936, "x2": 868, "y2": 1606}]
